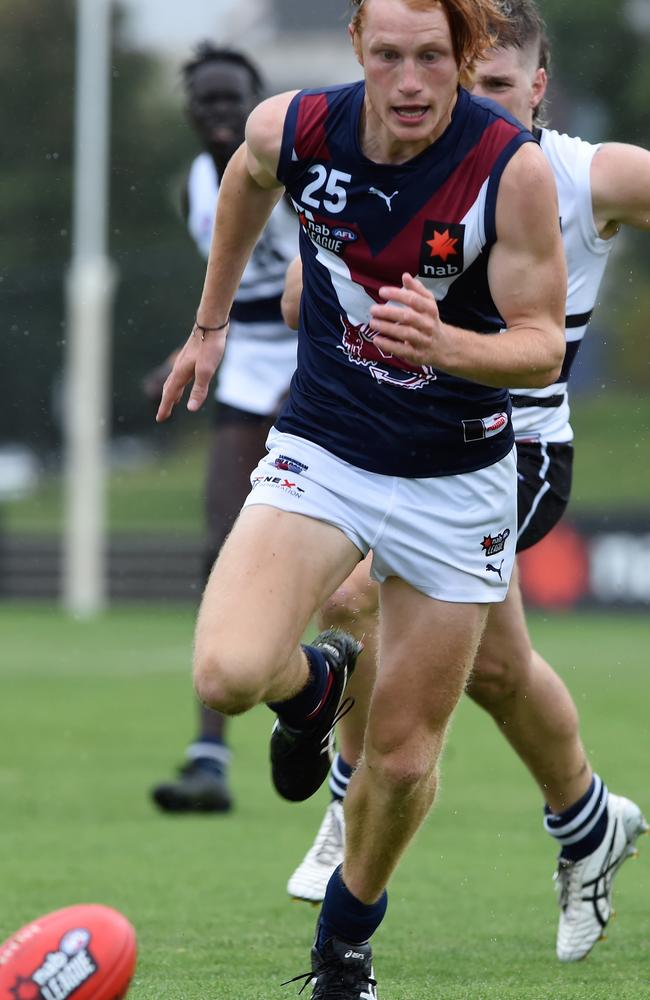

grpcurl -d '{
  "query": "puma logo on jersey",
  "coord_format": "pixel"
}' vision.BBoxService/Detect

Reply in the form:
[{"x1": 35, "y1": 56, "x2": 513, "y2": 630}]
[{"x1": 368, "y1": 187, "x2": 399, "y2": 211}]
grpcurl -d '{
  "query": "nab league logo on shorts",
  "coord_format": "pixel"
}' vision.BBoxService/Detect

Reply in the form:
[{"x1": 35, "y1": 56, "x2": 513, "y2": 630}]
[
  {"x1": 481, "y1": 528, "x2": 511, "y2": 557},
  {"x1": 419, "y1": 221, "x2": 465, "y2": 278}
]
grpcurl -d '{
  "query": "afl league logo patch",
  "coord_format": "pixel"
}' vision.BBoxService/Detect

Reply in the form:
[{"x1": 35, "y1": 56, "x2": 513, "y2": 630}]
[{"x1": 419, "y1": 221, "x2": 465, "y2": 278}]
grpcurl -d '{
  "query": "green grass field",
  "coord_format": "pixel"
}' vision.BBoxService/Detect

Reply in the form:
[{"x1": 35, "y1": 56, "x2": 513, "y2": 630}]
[{"x1": 1, "y1": 606, "x2": 648, "y2": 998}]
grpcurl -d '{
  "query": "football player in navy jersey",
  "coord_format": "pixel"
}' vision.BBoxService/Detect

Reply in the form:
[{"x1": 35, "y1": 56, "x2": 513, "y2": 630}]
[
  {"x1": 157, "y1": 0, "x2": 566, "y2": 994},
  {"x1": 285, "y1": 0, "x2": 650, "y2": 969},
  {"x1": 145, "y1": 44, "x2": 298, "y2": 816}
]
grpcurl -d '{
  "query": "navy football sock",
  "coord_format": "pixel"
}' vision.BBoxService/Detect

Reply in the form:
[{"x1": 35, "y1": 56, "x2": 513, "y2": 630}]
[
  {"x1": 329, "y1": 753, "x2": 353, "y2": 801},
  {"x1": 317, "y1": 865, "x2": 387, "y2": 948},
  {"x1": 544, "y1": 774, "x2": 609, "y2": 862},
  {"x1": 268, "y1": 645, "x2": 331, "y2": 729}
]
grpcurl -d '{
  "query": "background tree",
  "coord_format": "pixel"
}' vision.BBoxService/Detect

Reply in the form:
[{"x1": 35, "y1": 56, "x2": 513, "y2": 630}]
[{"x1": 1, "y1": 0, "x2": 204, "y2": 450}]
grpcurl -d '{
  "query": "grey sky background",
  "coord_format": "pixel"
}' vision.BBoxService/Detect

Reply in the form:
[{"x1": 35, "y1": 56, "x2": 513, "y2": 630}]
[{"x1": 117, "y1": 0, "x2": 361, "y2": 90}]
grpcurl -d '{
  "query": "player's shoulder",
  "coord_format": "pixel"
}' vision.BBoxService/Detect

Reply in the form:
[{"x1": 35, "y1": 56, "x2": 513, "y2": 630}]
[
  {"x1": 246, "y1": 84, "x2": 360, "y2": 136},
  {"x1": 245, "y1": 91, "x2": 301, "y2": 180},
  {"x1": 247, "y1": 91, "x2": 299, "y2": 144},
  {"x1": 538, "y1": 128, "x2": 600, "y2": 176},
  {"x1": 501, "y1": 136, "x2": 554, "y2": 192},
  {"x1": 285, "y1": 80, "x2": 365, "y2": 120}
]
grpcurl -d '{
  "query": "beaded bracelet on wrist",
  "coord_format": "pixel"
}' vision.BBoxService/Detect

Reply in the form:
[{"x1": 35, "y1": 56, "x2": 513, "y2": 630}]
[{"x1": 193, "y1": 314, "x2": 230, "y2": 342}]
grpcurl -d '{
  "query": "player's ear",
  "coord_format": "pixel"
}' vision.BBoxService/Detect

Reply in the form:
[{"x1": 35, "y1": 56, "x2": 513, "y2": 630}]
[
  {"x1": 531, "y1": 67, "x2": 547, "y2": 114},
  {"x1": 349, "y1": 22, "x2": 364, "y2": 66},
  {"x1": 459, "y1": 59, "x2": 474, "y2": 90}
]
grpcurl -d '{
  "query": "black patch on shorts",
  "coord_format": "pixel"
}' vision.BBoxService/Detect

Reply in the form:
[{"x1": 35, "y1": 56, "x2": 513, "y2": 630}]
[{"x1": 516, "y1": 441, "x2": 573, "y2": 552}]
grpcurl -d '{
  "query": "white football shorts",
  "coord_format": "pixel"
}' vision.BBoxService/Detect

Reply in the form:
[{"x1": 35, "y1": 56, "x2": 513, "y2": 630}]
[
  {"x1": 215, "y1": 322, "x2": 297, "y2": 416},
  {"x1": 242, "y1": 429, "x2": 517, "y2": 603}
]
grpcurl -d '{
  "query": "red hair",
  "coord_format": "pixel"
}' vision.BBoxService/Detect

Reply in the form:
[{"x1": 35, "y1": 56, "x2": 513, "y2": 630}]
[{"x1": 350, "y1": 0, "x2": 508, "y2": 70}]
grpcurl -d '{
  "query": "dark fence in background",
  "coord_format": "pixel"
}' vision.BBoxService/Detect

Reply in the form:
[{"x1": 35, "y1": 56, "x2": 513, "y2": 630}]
[
  {"x1": 0, "y1": 535, "x2": 203, "y2": 604},
  {"x1": 1, "y1": 516, "x2": 650, "y2": 610}
]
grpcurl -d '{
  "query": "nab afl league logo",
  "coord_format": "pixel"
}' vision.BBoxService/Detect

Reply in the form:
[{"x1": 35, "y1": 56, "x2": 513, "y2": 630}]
[{"x1": 419, "y1": 221, "x2": 465, "y2": 278}]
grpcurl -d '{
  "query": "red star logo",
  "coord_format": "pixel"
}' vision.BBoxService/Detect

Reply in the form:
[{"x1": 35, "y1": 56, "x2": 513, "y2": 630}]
[
  {"x1": 426, "y1": 228, "x2": 459, "y2": 262},
  {"x1": 481, "y1": 536, "x2": 494, "y2": 553}
]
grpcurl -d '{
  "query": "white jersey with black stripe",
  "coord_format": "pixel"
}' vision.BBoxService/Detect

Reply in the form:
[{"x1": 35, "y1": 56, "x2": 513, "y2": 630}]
[
  {"x1": 511, "y1": 129, "x2": 618, "y2": 443},
  {"x1": 186, "y1": 152, "x2": 298, "y2": 304},
  {"x1": 186, "y1": 152, "x2": 299, "y2": 414}
]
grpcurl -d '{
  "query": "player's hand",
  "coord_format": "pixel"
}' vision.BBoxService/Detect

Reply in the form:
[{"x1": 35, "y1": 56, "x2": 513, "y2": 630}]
[
  {"x1": 156, "y1": 325, "x2": 228, "y2": 422},
  {"x1": 142, "y1": 350, "x2": 181, "y2": 405},
  {"x1": 370, "y1": 273, "x2": 448, "y2": 368}
]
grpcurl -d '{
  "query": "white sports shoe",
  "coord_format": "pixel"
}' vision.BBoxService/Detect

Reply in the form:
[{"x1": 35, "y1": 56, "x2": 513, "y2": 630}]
[
  {"x1": 287, "y1": 800, "x2": 345, "y2": 903},
  {"x1": 555, "y1": 792, "x2": 648, "y2": 962}
]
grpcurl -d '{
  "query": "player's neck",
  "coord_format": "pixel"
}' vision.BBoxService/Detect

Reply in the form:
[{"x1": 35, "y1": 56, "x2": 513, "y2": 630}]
[{"x1": 358, "y1": 92, "x2": 457, "y2": 165}]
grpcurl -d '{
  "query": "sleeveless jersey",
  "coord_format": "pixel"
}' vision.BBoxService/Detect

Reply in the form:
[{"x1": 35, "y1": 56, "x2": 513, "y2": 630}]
[
  {"x1": 510, "y1": 129, "x2": 618, "y2": 443},
  {"x1": 186, "y1": 151, "x2": 298, "y2": 330},
  {"x1": 275, "y1": 83, "x2": 535, "y2": 477}
]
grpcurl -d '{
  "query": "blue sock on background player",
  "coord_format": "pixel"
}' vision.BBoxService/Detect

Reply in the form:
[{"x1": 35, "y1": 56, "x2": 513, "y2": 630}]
[{"x1": 544, "y1": 774, "x2": 609, "y2": 861}]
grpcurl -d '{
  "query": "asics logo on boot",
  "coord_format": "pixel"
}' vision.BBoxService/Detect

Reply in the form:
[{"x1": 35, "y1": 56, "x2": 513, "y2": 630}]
[{"x1": 344, "y1": 950, "x2": 365, "y2": 960}]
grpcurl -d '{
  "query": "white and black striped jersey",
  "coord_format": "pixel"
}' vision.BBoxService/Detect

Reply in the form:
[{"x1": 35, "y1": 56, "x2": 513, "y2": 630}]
[
  {"x1": 185, "y1": 152, "x2": 299, "y2": 415},
  {"x1": 186, "y1": 151, "x2": 298, "y2": 319},
  {"x1": 510, "y1": 129, "x2": 618, "y2": 443}
]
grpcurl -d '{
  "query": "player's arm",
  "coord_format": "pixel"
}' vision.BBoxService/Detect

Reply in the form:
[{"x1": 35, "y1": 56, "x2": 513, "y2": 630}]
[
  {"x1": 479, "y1": 141, "x2": 567, "y2": 386},
  {"x1": 281, "y1": 256, "x2": 303, "y2": 330},
  {"x1": 157, "y1": 90, "x2": 297, "y2": 422},
  {"x1": 370, "y1": 142, "x2": 566, "y2": 388},
  {"x1": 590, "y1": 142, "x2": 650, "y2": 239}
]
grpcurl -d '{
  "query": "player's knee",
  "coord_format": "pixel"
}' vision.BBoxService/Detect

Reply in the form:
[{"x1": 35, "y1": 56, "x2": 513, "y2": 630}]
[
  {"x1": 366, "y1": 741, "x2": 434, "y2": 796},
  {"x1": 193, "y1": 649, "x2": 263, "y2": 716},
  {"x1": 320, "y1": 578, "x2": 378, "y2": 628},
  {"x1": 467, "y1": 646, "x2": 528, "y2": 708}
]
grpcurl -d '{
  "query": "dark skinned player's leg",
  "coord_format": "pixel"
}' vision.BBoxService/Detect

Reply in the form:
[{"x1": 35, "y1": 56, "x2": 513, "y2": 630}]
[{"x1": 151, "y1": 404, "x2": 273, "y2": 813}]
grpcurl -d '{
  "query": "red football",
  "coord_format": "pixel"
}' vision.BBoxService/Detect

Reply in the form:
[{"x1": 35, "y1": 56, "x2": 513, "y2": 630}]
[{"x1": 0, "y1": 904, "x2": 137, "y2": 1000}]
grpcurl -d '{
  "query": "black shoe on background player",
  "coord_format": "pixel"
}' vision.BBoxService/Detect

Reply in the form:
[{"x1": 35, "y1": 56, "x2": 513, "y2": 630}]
[{"x1": 151, "y1": 759, "x2": 233, "y2": 813}]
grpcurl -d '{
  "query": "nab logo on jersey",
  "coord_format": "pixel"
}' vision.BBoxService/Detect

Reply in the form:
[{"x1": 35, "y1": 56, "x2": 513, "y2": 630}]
[{"x1": 419, "y1": 221, "x2": 465, "y2": 278}]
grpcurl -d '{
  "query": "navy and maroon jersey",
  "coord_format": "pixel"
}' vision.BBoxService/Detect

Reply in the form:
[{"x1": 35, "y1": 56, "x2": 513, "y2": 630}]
[{"x1": 275, "y1": 82, "x2": 535, "y2": 477}]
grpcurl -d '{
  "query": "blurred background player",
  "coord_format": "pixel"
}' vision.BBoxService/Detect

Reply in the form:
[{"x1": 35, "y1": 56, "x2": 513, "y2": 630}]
[
  {"x1": 285, "y1": 0, "x2": 649, "y2": 964},
  {"x1": 146, "y1": 43, "x2": 299, "y2": 814}
]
